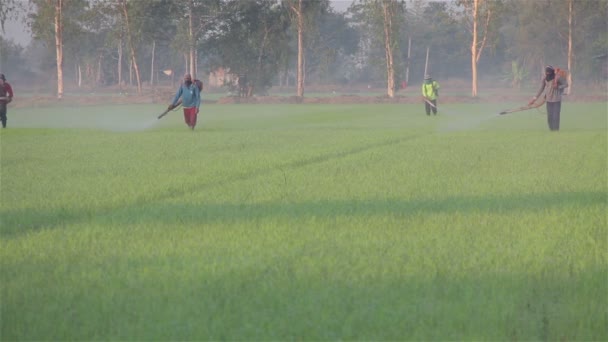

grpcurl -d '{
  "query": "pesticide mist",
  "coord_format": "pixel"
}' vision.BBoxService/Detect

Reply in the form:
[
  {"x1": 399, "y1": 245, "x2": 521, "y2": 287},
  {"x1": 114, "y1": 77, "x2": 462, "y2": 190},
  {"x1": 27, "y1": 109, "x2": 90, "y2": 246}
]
[
  {"x1": 9, "y1": 104, "x2": 165, "y2": 132},
  {"x1": 435, "y1": 104, "x2": 510, "y2": 133}
]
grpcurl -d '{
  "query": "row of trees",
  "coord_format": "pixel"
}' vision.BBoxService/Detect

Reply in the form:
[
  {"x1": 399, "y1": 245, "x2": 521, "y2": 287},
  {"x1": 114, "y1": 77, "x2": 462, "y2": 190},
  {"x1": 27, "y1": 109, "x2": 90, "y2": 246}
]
[{"x1": 1, "y1": 0, "x2": 606, "y2": 99}]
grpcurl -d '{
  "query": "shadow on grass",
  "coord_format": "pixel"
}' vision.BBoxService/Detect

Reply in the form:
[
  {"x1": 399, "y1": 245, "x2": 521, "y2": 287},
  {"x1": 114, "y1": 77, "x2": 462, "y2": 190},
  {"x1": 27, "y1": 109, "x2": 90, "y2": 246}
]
[
  {"x1": 2, "y1": 261, "x2": 606, "y2": 340},
  {"x1": 2, "y1": 191, "x2": 605, "y2": 238},
  {"x1": 2, "y1": 134, "x2": 425, "y2": 237}
]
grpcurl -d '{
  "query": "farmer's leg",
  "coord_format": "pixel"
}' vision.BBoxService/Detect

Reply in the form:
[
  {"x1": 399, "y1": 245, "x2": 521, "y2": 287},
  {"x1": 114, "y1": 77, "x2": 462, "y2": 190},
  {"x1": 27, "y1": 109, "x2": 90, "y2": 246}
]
[
  {"x1": 183, "y1": 108, "x2": 190, "y2": 127},
  {"x1": 184, "y1": 107, "x2": 196, "y2": 129},
  {"x1": 0, "y1": 104, "x2": 7, "y2": 128},
  {"x1": 190, "y1": 108, "x2": 198, "y2": 129},
  {"x1": 547, "y1": 102, "x2": 559, "y2": 131},
  {"x1": 554, "y1": 101, "x2": 561, "y2": 131},
  {"x1": 425, "y1": 102, "x2": 430, "y2": 115},
  {"x1": 546, "y1": 103, "x2": 553, "y2": 130},
  {"x1": 432, "y1": 100, "x2": 437, "y2": 115}
]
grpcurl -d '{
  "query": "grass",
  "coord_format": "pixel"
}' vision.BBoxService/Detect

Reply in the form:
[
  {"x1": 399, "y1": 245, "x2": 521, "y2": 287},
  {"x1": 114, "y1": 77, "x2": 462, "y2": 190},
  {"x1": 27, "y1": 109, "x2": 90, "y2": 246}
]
[{"x1": 1, "y1": 101, "x2": 607, "y2": 340}]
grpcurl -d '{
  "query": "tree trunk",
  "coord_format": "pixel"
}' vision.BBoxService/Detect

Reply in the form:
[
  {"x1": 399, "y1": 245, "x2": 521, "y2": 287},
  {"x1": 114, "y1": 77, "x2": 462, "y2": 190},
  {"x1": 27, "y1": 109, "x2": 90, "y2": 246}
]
[
  {"x1": 469, "y1": 0, "x2": 491, "y2": 98},
  {"x1": 184, "y1": 53, "x2": 188, "y2": 76},
  {"x1": 78, "y1": 63, "x2": 82, "y2": 87},
  {"x1": 424, "y1": 46, "x2": 429, "y2": 77},
  {"x1": 382, "y1": 0, "x2": 395, "y2": 98},
  {"x1": 117, "y1": 37, "x2": 123, "y2": 87},
  {"x1": 567, "y1": 0, "x2": 573, "y2": 95},
  {"x1": 150, "y1": 40, "x2": 156, "y2": 86},
  {"x1": 405, "y1": 36, "x2": 411, "y2": 85},
  {"x1": 54, "y1": 0, "x2": 64, "y2": 99},
  {"x1": 292, "y1": 0, "x2": 304, "y2": 97},
  {"x1": 121, "y1": 0, "x2": 142, "y2": 94},
  {"x1": 97, "y1": 54, "x2": 102, "y2": 85},
  {"x1": 254, "y1": 27, "x2": 270, "y2": 97},
  {"x1": 189, "y1": 0, "x2": 195, "y2": 77},
  {"x1": 471, "y1": 0, "x2": 478, "y2": 97}
]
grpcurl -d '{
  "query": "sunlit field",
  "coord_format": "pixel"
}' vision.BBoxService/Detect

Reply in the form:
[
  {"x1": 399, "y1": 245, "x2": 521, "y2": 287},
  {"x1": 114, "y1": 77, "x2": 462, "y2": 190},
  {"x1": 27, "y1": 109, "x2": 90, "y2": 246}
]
[{"x1": 1, "y1": 102, "x2": 606, "y2": 340}]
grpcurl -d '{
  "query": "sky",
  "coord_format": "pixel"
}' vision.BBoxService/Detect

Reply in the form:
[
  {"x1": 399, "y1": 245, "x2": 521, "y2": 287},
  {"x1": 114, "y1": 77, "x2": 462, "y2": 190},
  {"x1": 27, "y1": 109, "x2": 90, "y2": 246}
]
[
  {"x1": 4, "y1": 14, "x2": 30, "y2": 47},
  {"x1": 2, "y1": 0, "x2": 355, "y2": 48}
]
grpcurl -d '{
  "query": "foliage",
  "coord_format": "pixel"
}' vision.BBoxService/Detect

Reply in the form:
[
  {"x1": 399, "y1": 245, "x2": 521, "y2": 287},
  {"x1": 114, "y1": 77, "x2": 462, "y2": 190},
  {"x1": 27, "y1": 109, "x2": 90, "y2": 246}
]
[
  {"x1": 203, "y1": 0, "x2": 289, "y2": 94},
  {"x1": 347, "y1": 0, "x2": 405, "y2": 86},
  {"x1": 502, "y1": 59, "x2": 528, "y2": 88},
  {"x1": 11, "y1": 0, "x2": 608, "y2": 91}
]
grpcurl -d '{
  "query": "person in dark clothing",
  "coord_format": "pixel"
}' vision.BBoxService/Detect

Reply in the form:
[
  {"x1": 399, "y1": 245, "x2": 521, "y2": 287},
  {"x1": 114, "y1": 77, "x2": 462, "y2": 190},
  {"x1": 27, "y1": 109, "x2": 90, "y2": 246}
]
[
  {"x1": 421, "y1": 74, "x2": 439, "y2": 115},
  {"x1": 0, "y1": 73, "x2": 14, "y2": 128},
  {"x1": 238, "y1": 74, "x2": 248, "y2": 98},
  {"x1": 530, "y1": 65, "x2": 568, "y2": 131}
]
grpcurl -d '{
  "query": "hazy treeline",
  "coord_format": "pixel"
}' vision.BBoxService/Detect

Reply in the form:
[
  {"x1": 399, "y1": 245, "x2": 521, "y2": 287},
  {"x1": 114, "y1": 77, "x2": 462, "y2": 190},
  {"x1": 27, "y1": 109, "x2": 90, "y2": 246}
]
[{"x1": 0, "y1": 0, "x2": 606, "y2": 95}]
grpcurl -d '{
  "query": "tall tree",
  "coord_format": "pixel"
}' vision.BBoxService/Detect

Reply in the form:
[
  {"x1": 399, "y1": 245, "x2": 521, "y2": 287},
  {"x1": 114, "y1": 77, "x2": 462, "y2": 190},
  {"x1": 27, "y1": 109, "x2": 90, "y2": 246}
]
[
  {"x1": 302, "y1": 8, "x2": 359, "y2": 84},
  {"x1": 349, "y1": 0, "x2": 405, "y2": 97},
  {"x1": 118, "y1": 0, "x2": 142, "y2": 94},
  {"x1": 204, "y1": 0, "x2": 288, "y2": 95},
  {"x1": 29, "y1": 0, "x2": 90, "y2": 97},
  {"x1": 458, "y1": 0, "x2": 499, "y2": 97},
  {"x1": 283, "y1": 0, "x2": 328, "y2": 97},
  {"x1": 287, "y1": 0, "x2": 305, "y2": 97},
  {"x1": 0, "y1": 0, "x2": 26, "y2": 70},
  {"x1": 171, "y1": 0, "x2": 220, "y2": 79},
  {"x1": 381, "y1": 0, "x2": 398, "y2": 97}
]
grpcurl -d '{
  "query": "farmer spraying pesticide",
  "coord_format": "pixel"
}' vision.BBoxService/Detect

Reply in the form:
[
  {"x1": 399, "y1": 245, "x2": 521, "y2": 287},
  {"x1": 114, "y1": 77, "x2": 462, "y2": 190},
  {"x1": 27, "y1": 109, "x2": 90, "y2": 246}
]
[
  {"x1": 0, "y1": 73, "x2": 14, "y2": 128},
  {"x1": 165, "y1": 73, "x2": 201, "y2": 130},
  {"x1": 529, "y1": 65, "x2": 568, "y2": 131},
  {"x1": 421, "y1": 74, "x2": 440, "y2": 116}
]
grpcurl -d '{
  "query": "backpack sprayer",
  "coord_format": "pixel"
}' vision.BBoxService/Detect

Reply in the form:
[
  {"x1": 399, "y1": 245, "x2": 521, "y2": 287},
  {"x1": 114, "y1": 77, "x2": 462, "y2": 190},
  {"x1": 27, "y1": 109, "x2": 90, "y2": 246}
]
[{"x1": 157, "y1": 100, "x2": 182, "y2": 119}]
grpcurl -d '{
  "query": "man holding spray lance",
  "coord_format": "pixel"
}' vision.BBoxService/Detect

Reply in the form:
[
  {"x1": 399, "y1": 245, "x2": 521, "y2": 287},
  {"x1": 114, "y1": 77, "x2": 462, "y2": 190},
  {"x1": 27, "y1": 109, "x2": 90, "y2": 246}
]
[
  {"x1": 529, "y1": 65, "x2": 568, "y2": 131},
  {"x1": 421, "y1": 74, "x2": 440, "y2": 115},
  {"x1": 499, "y1": 66, "x2": 568, "y2": 132},
  {"x1": 158, "y1": 73, "x2": 202, "y2": 130},
  {"x1": 0, "y1": 74, "x2": 14, "y2": 128}
]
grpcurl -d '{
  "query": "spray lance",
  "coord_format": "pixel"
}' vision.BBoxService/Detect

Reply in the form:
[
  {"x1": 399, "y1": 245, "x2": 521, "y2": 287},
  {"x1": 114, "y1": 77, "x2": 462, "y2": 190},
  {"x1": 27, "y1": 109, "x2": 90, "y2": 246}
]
[
  {"x1": 499, "y1": 67, "x2": 566, "y2": 115},
  {"x1": 498, "y1": 97, "x2": 546, "y2": 115},
  {"x1": 422, "y1": 96, "x2": 437, "y2": 110},
  {"x1": 157, "y1": 100, "x2": 182, "y2": 119}
]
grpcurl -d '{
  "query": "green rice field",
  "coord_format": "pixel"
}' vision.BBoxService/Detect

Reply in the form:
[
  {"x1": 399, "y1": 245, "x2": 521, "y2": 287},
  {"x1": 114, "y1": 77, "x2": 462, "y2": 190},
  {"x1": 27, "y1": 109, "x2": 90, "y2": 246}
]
[{"x1": 1, "y1": 102, "x2": 607, "y2": 340}]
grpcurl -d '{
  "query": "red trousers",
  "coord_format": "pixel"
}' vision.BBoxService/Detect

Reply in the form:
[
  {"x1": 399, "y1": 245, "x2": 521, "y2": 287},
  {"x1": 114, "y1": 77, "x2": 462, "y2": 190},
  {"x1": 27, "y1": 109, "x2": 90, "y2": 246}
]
[{"x1": 183, "y1": 107, "x2": 198, "y2": 128}]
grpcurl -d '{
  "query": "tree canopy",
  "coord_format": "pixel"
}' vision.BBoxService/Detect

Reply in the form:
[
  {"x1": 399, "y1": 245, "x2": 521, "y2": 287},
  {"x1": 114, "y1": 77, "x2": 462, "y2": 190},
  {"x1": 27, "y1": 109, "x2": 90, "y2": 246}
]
[{"x1": 2, "y1": 0, "x2": 605, "y2": 96}]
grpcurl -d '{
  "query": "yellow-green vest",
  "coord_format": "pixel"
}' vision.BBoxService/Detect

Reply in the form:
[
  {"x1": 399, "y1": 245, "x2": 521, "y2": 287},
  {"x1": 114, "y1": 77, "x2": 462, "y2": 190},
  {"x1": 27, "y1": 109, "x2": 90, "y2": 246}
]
[{"x1": 422, "y1": 81, "x2": 439, "y2": 100}]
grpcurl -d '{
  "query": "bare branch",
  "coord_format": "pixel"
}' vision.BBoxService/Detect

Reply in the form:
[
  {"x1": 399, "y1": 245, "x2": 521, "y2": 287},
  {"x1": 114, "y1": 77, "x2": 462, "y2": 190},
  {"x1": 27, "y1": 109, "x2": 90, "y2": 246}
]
[{"x1": 475, "y1": 6, "x2": 491, "y2": 63}]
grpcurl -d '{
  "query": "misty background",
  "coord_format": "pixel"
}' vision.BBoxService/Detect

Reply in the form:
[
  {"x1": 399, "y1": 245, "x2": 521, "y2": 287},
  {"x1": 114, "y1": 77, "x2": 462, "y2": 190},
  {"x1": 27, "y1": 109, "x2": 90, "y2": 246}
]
[{"x1": 0, "y1": 0, "x2": 606, "y2": 98}]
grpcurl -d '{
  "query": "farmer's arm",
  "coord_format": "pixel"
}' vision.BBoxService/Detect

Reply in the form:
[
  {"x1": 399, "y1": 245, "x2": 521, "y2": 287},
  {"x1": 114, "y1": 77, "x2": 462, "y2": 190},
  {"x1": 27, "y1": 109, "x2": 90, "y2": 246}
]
[
  {"x1": 171, "y1": 86, "x2": 183, "y2": 107},
  {"x1": 6, "y1": 83, "x2": 13, "y2": 103},
  {"x1": 533, "y1": 79, "x2": 546, "y2": 99},
  {"x1": 557, "y1": 77, "x2": 568, "y2": 90}
]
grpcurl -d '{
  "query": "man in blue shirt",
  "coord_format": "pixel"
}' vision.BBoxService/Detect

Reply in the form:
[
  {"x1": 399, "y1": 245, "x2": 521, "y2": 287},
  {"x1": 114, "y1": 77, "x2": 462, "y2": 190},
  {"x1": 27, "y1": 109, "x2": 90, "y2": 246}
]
[{"x1": 169, "y1": 73, "x2": 201, "y2": 130}]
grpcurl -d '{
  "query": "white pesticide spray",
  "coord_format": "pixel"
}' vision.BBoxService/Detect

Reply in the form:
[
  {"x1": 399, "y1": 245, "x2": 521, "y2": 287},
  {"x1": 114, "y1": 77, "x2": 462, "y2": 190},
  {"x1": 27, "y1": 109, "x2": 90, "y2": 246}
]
[
  {"x1": 11, "y1": 104, "x2": 170, "y2": 132},
  {"x1": 103, "y1": 117, "x2": 162, "y2": 132},
  {"x1": 435, "y1": 105, "x2": 501, "y2": 133}
]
